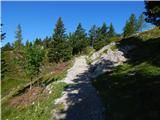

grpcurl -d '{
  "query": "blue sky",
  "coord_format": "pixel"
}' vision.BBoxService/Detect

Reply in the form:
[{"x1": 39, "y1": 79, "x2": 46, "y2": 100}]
[{"x1": 2, "y1": 1, "x2": 150, "y2": 45}]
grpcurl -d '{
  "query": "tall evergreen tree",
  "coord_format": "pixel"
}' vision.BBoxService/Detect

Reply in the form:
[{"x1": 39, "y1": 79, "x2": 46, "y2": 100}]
[
  {"x1": 137, "y1": 14, "x2": 146, "y2": 32},
  {"x1": 14, "y1": 24, "x2": 23, "y2": 50},
  {"x1": 129, "y1": 13, "x2": 137, "y2": 34},
  {"x1": 74, "y1": 23, "x2": 88, "y2": 54},
  {"x1": 144, "y1": 1, "x2": 160, "y2": 27},
  {"x1": 48, "y1": 17, "x2": 71, "y2": 63},
  {"x1": 123, "y1": 14, "x2": 137, "y2": 37},
  {"x1": 101, "y1": 22, "x2": 108, "y2": 35},
  {"x1": 93, "y1": 23, "x2": 108, "y2": 50},
  {"x1": 89, "y1": 25, "x2": 98, "y2": 47},
  {"x1": 53, "y1": 17, "x2": 66, "y2": 45},
  {"x1": 108, "y1": 23, "x2": 116, "y2": 38}
]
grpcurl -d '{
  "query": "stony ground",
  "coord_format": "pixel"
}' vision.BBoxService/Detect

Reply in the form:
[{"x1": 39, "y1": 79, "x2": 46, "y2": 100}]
[
  {"x1": 53, "y1": 56, "x2": 105, "y2": 120},
  {"x1": 53, "y1": 43, "x2": 126, "y2": 120}
]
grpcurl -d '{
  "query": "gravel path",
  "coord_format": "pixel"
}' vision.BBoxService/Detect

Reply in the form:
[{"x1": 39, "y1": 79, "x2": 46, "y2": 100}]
[{"x1": 53, "y1": 56, "x2": 105, "y2": 120}]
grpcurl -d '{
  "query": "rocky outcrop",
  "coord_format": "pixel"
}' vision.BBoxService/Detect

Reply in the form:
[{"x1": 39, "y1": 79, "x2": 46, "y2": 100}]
[{"x1": 89, "y1": 42, "x2": 126, "y2": 77}]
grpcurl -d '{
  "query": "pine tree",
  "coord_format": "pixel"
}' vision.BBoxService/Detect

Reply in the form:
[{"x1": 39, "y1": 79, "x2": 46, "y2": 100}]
[
  {"x1": 14, "y1": 24, "x2": 23, "y2": 50},
  {"x1": 53, "y1": 17, "x2": 66, "y2": 46},
  {"x1": 144, "y1": 1, "x2": 160, "y2": 27},
  {"x1": 74, "y1": 23, "x2": 88, "y2": 54},
  {"x1": 129, "y1": 14, "x2": 137, "y2": 34},
  {"x1": 123, "y1": 20, "x2": 131, "y2": 37},
  {"x1": 123, "y1": 14, "x2": 137, "y2": 37},
  {"x1": 101, "y1": 22, "x2": 108, "y2": 35},
  {"x1": 108, "y1": 23, "x2": 116, "y2": 38},
  {"x1": 48, "y1": 17, "x2": 72, "y2": 63},
  {"x1": 89, "y1": 25, "x2": 98, "y2": 48},
  {"x1": 34, "y1": 38, "x2": 42, "y2": 46},
  {"x1": 137, "y1": 14, "x2": 146, "y2": 32}
]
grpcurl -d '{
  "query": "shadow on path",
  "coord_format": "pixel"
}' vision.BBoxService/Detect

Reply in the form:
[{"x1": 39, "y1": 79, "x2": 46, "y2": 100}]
[{"x1": 54, "y1": 59, "x2": 116, "y2": 120}]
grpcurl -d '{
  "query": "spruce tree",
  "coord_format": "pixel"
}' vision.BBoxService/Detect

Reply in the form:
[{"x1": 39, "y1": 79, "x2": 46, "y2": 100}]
[
  {"x1": 108, "y1": 23, "x2": 115, "y2": 38},
  {"x1": 14, "y1": 24, "x2": 23, "y2": 50},
  {"x1": 144, "y1": 1, "x2": 160, "y2": 27},
  {"x1": 48, "y1": 17, "x2": 71, "y2": 63},
  {"x1": 123, "y1": 14, "x2": 137, "y2": 37},
  {"x1": 93, "y1": 23, "x2": 108, "y2": 50},
  {"x1": 129, "y1": 14, "x2": 137, "y2": 34},
  {"x1": 137, "y1": 14, "x2": 146, "y2": 32},
  {"x1": 74, "y1": 23, "x2": 88, "y2": 54},
  {"x1": 101, "y1": 22, "x2": 108, "y2": 35},
  {"x1": 89, "y1": 25, "x2": 98, "y2": 48}
]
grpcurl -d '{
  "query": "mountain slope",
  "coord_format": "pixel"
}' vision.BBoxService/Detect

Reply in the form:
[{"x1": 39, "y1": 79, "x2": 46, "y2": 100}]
[{"x1": 92, "y1": 28, "x2": 160, "y2": 120}]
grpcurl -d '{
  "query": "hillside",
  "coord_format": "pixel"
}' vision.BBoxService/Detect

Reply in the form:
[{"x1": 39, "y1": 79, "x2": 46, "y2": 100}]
[
  {"x1": 92, "y1": 27, "x2": 160, "y2": 120},
  {"x1": 2, "y1": 27, "x2": 160, "y2": 120}
]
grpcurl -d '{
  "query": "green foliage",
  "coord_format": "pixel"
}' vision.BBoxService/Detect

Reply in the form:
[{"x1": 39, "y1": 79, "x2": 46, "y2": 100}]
[
  {"x1": 23, "y1": 45, "x2": 44, "y2": 81},
  {"x1": 108, "y1": 23, "x2": 116, "y2": 38},
  {"x1": 34, "y1": 38, "x2": 43, "y2": 46},
  {"x1": 138, "y1": 27, "x2": 160, "y2": 41},
  {"x1": 43, "y1": 36, "x2": 51, "y2": 49},
  {"x1": 91, "y1": 23, "x2": 109, "y2": 51},
  {"x1": 14, "y1": 24, "x2": 23, "y2": 50},
  {"x1": 136, "y1": 14, "x2": 146, "y2": 32},
  {"x1": 94, "y1": 39, "x2": 106, "y2": 51},
  {"x1": 1, "y1": 52, "x2": 8, "y2": 79},
  {"x1": 2, "y1": 42, "x2": 13, "y2": 51},
  {"x1": 92, "y1": 32, "x2": 160, "y2": 120},
  {"x1": 48, "y1": 17, "x2": 72, "y2": 63},
  {"x1": 2, "y1": 82, "x2": 67, "y2": 120},
  {"x1": 123, "y1": 14, "x2": 137, "y2": 37},
  {"x1": 74, "y1": 23, "x2": 88, "y2": 53},
  {"x1": 68, "y1": 23, "x2": 88, "y2": 55},
  {"x1": 108, "y1": 36, "x2": 121, "y2": 43},
  {"x1": 84, "y1": 46, "x2": 95, "y2": 56},
  {"x1": 144, "y1": 1, "x2": 160, "y2": 27},
  {"x1": 89, "y1": 25, "x2": 98, "y2": 47}
]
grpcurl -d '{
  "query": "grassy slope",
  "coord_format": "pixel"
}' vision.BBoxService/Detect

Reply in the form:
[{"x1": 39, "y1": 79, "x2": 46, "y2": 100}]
[
  {"x1": 92, "y1": 28, "x2": 160, "y2": 120},
  {"x1": 2, "y1": 82, "x2": 67, "y2": 120},
  {"x1": 2, "y1": 58, "x2": 74, "y2": 120}
]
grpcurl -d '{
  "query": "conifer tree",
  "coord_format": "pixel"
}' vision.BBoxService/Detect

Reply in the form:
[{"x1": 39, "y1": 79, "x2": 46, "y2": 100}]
[
  {"x1": 137, "y1": 14, "x2": 146, "y2": 32},
  {"x1": 108, "y1": 23, "x2": 116, "y2": 38},
  {"x1": 14, "y1": 24, "x2": 23, "y2": 50},
  {"x1": 123, "y1": 14, "x2": 137, "y2": 37},
  {"x1": 74, "y1": 23, "x2": 88, "y2": 54},
  {"x1": 48, "y1": 17, "x2": 71, "y2": 63},
  {"x1": 144, "y1": 1, "x2": 160, "y2": 27},
  {"x1": 89, "y1": 25, "x2": 98, "y2": 48}
]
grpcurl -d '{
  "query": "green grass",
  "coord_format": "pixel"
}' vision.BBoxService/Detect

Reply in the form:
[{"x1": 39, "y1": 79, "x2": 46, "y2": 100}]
[
  {"x1": 92, "y1": 28, "x2": 160, "y2": 120},
  {"x1": 2, "y1": 82, "x2": 67, "y2": 120},
  {"x1": 2, "y1": 59, "x2": 73, "y2": 120},
  {"x1": 93, "y1": 62, "x2": 160, "y2": 120}
]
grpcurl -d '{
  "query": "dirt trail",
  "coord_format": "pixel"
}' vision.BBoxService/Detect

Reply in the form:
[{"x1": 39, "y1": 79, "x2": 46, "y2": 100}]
[
  {"x1": 53, "y1": 56, "x2": 105, "y2": 120},
  {"x1": 53, "y1": 43, "x2": 126, "y2": 120}
]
